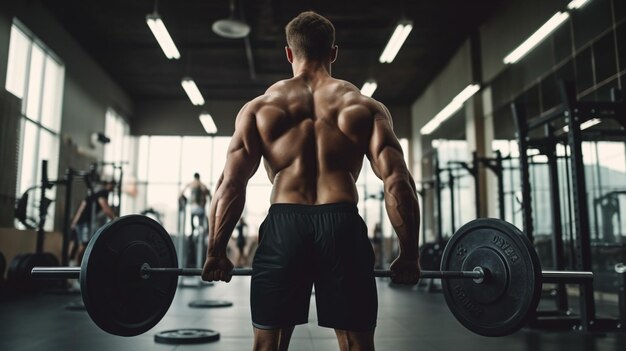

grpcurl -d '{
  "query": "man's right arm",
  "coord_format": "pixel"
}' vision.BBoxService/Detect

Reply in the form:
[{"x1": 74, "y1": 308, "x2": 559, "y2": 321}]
[
  {"x1": 202, "y1": 102, "x2": 262, "y2": 282},
  {"x1": 70, "y1": 201, "x2": 87, "y2": 229},
  {"x1": 366, "y1": 102, "x2": 421, "y2": 284}
]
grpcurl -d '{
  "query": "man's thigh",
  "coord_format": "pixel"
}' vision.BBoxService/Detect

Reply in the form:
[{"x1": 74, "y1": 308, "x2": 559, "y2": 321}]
[{"x1": 251, "y1": 210, "x2": 313, "y2": 329}]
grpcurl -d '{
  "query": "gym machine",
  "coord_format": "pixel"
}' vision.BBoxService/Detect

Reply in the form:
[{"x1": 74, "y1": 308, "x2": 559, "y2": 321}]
[
  {"x1": 447, "y1": 150, "x2": 510, "y2": 220},
  {"x1": 511, "y1": 80, "x2": 626, "y2": 332},
  {"x1": 9, "y1": 160, "x2": 119, "y2": 290}
]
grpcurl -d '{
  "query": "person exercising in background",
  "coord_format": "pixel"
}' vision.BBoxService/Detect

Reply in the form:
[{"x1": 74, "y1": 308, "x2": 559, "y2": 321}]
[
  {"x1": 234, "y1": 218, "x2": 248, "y2": 267},
  {"x1": 69, "y1": 180, "x2": 117, "y2": 265},
  {"x1": 180, "y1": 173, "x2": 211, "y2": 234},
  {"x1": 202, "y1": 11, "x2": 421, "y2": 351}
]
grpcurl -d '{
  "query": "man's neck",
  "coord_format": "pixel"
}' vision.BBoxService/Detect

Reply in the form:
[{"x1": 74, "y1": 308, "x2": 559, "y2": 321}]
[{"x1": 291, "y1": 59, "x2": 332, "y2": 79}]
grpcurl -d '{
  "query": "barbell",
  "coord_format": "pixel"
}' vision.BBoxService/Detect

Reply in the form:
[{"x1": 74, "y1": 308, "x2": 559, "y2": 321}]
[{"x1": 31, "y1": 215, "x2": 593, "y2": 337}]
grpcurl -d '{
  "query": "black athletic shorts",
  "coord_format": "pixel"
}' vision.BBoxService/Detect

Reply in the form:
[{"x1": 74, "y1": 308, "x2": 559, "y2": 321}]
[{"x1": 251, "y1": 203, "x2": 377, "y2": 331}]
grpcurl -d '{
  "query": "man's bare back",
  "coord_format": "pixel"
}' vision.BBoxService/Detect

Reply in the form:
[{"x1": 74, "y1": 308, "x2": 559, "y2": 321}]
[
  {"x1": 204, "y1": 67, "x2": 418, "y2": 348},
  {"x1": 251, "y1": 73, "x2": 379, "y2": 205}
]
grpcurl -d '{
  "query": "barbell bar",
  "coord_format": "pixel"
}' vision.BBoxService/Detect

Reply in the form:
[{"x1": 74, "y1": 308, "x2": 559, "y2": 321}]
[
  {"x1": 29, "y1": 215, "x2": 593, "y2": 338},
  {"x1": 31, "y1": 265, "x2": 592, "y2": 282},
  {"x1": 31, "y1": 265, "x2": 487, "y2": 280}
]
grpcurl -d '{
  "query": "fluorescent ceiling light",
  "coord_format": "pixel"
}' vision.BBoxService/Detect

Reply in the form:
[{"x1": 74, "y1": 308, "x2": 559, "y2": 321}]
[
  {"x1": 503, "y1": 12, "x2": 569, "y2": 64},
  {"x1": 181, "y1": 78, "x2": 205, "y2": 106},
  {"x1": 567, "y1": 0, "x2": 591, "y2": 10},
  {"x1": 360, "y1": 80, "x2": 378, "y2": 97},
  {"x1": 199, "y1": 112, "x2": 218, "y2": 134},
  {"x1": 146, "y1": 13, "x2": 181, "y2": 59},
  {"x1": 379, "y1": 21, "x2": 413, "y2": 63},
  {"x1": 420, "y1": 84, "x2": 480, "y2": 135},
  {"x1": 562, "y1": 118, "x2": 601, "y2": 132}
]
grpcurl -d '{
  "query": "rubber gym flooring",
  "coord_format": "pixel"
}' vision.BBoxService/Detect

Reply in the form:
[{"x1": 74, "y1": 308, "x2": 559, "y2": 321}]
[{"x1": 0, "y1": 277, "x2": 625, "y2": 351}]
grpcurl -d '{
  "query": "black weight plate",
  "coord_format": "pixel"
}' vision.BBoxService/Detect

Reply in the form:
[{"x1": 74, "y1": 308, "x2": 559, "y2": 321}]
[
  {"x1": 24, "y1": 253, "x2": 60, "y2": 287},
  {"x1": 19, "y1": 254, "x2": 39, "y2": 281},
  {"x1": 419, "y1": 241, "x2": 447, "y2": 271},
  {"x1": 419, "y1": 243, "x2": 436, "y2": 270},
  {"x1": 154, "y1": 329, "x2": 220, "y2": 344},
  {"x1": 81, "y1": 215, "x2": 178, "y2": 337},
  {"x1": 188, "y1": 300, "x2": 233, "y2": 308},
  {"x1": 440, "y1": 218, "x2": 541, "y2": 337},
  {"x1": 42, "y1": 253, "x2": 59, "y2": 267},
  {"x1": 7, "y1": 253, "x2": 29, "y2": 282},
  {"x1": 8, "y1": 253, "x2": 59, "y2": 289}
]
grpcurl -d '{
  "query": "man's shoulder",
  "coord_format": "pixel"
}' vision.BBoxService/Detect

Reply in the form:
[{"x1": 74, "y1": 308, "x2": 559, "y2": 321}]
[
  {"x1": 323, "y1": 79, "x2": 377, "y2": 105},
  {"x1": 263, "y1": 78, "x2": 297, "y2": 96},
  {"x1": 329, "y1": 81, "x2": 382, "y2": 113},
  {"x1": 328, "y1": 78, "x2": 360, "y2": 92},
  {"x1": 243, "y1": 82, "x2": 291, "y2": 112}
]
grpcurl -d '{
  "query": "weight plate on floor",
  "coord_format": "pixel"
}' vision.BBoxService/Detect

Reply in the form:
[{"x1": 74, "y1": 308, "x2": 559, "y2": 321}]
[
  {"x1": 81, "y1": 215, "x2": 178, "y2": 337},
  {"x1": 440, "y1": 218, "x2": 541, "y2": 337},
  {"x1": 154, "y1": 328, "x2": 220, "y2": 344},
  {"x1": 188, "y1": 299, "x2": 233, "y2": 308}
]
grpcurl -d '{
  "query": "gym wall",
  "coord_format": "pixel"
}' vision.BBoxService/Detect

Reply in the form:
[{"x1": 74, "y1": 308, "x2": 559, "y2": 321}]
[
  {"x1": 441, "y1": 0, "x2": 622, "y2": 141},
  {"x1": 0, "y1": 0, "x2": 134, "y2": 154},
  {"x1": 412, "y1": 0, "x2": 624, "y2": 151},
  {"x1": 0, "y1": 91, "x2": 20, "y2": 227},
  {"x1": 0, "y1": 0, "x2": 134, "y2": 232},
  {"x1": 410, "y1": 0, "x2": 625, "y2": 229},
  {"x1": 488, "y1": 0, "x2": 625, "y2": 137}
]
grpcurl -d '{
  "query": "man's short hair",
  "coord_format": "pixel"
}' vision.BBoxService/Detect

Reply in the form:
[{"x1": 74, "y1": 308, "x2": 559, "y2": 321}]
[
  {"x1": 194, "y1": 173, "x2": 200, "y2": 179},
  {"x1": 285, "y1": 11, "x2": 335, "y2": 61}
]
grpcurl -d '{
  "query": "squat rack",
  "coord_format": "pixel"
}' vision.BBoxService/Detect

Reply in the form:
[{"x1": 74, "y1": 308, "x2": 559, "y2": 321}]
[{"x1": 511, "y1": 80, "x2": 626, "y2": 332}]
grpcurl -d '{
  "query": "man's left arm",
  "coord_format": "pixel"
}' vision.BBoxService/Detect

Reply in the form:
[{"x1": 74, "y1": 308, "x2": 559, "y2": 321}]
[{"x1": 201, "y1": 183, "x2": 212, "y2": 200}]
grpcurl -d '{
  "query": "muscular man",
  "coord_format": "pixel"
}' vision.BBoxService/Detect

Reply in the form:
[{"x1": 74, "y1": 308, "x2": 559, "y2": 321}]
[
  {"x1": 180, "y1": 173, "x2": 211, "y2": 233},
  {"x1": 69, "y1": 180, "x2": 117, "y2": 265},
  {"x1": 202, "y1": 11, "x2": 421, "y2": 351},
  {"x1": 234, "y1": 217, "x2": 248, "y2": 267}
]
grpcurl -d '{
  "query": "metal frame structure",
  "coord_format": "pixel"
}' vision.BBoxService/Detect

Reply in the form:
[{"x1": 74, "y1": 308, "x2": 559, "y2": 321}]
[{"x1": 511, "y1": 80, "x2": 626, "y2": 333}]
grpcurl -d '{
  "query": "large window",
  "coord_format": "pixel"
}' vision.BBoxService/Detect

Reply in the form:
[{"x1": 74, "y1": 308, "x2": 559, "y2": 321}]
[
  {"x1": 492, "y1": 139, "x2": 626, "y2": 243},
  {"x1": 5, "y1": 21, "x2": 65, "y2": 231},
  {"x1": 430, "y1": 139, "x2": 475, "y2": 238},
  {"x1": 130, "y1": 136, "x2": 219, "y2": 233},
  {"x1": 103, "y1": 108, "x2": 130, "y2": 212},
  {"x1": 103, "y1": 108, "x2": 130, "y2": 166}
]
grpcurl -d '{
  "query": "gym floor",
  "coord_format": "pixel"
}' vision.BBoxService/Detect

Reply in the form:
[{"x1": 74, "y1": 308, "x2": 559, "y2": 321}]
[{"x1": 1, "y1": 277, "x2": 625, "y2": 351}]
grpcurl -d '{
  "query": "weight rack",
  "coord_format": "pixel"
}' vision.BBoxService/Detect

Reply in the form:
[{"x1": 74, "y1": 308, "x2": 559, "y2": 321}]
[{"x1": 511, "y1": 80, "x2": 626, "y2": 333}]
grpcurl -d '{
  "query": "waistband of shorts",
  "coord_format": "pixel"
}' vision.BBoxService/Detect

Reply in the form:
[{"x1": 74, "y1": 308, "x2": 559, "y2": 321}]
[{"x1": 268, "y1": 202, "x2": 358, "y2": 215}]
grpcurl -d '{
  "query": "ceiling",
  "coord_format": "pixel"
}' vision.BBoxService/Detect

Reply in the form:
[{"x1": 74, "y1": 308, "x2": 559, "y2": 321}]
[{"x1": 42, "y1": 0, "x2": 502, "y2": 105}]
